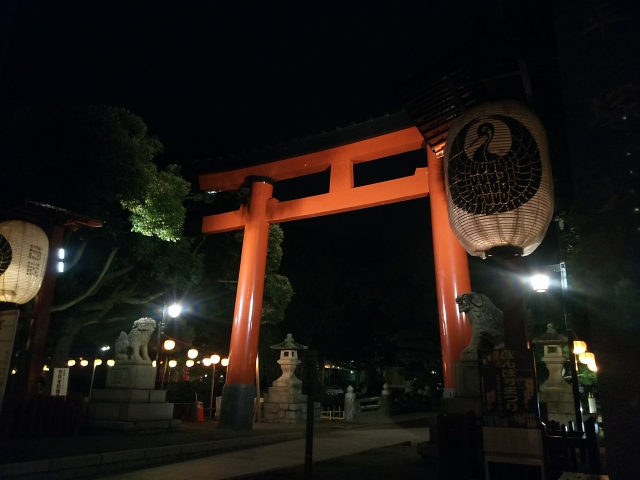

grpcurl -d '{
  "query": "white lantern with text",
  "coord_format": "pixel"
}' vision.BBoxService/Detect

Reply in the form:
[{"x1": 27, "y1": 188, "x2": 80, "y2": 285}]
[{"x1": 0, "y1": 221, "x2": 49, "y2": 304}]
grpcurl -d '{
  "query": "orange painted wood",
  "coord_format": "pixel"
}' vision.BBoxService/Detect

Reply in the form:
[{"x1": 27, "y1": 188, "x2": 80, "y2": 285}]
[
  {"x1": 427, "y1": 148, "x2": 472, "y2": 392},
  {"x1": 267, "y1": 167, "x2": 429, "y2": 223},
  {"x1": 226, "y1": 180, "x2": 273, "y2": 386},
  {"x1": 329, "y1": 160, "x2": 354, "y2": 193},
  {"x1": 202, "y1": 205, "x2": 247, "y2": 234},
  {"x1": 201, "y1": 168, "x2": 429, "y2": 232},
  {"x1": 199, "y1": 127, "x2": 424, "y2": 192}
]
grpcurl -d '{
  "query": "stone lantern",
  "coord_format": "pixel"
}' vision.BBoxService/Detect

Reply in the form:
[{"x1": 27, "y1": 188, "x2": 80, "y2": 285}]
[
  {"x1": 532, "y1": 324, "x2": 575, "y2": 425},
  {"x1": 271, "y1": 333, "x2": 307, "y2": 391},
  {"x1": 262, "y1": 334, "x2": 319, "y2": 423}
]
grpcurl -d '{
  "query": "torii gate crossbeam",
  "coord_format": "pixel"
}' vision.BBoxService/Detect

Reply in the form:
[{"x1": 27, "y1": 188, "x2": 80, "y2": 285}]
[{"x1": 200, "y1": 126, "x2": 471, "y2": 429}]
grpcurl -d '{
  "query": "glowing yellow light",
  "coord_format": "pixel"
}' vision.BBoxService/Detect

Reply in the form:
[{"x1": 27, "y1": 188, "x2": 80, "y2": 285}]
[
  {"x1": 107, "y1": 359, "x2": 115, "y2": 366},
  {"x1": 530, "y1": 274, "x2": 550, "y2": 292},
  {"x1": 211, "y1": 354, "x2": 221, "y2": 365},
  {"x1": 202, "y1": 358, "x2": 212, "y2": 366},
  {"x1": 94, "y1": 359, "x2": 102, "y2": 366},
  {"x1": 80, "y1": 359, "x2": 89, "y2": 367},
  {"x1": 163, "y1": 339, "x2": 176, "y2": 350},
  {"x1": 221, "y1": 358, "x2": 229, "y2": 367},
  {"x1": 42, "y1": 365, "x2": 49, "y2": 372},
  {"x1": 588, "y1": 362, "x2": 598, "y2": 372},
  {"x1": 67, "y1": 359, "x2": 76, "y2": 367},
  {"x1": 152, "y1": 360, "x2": 156, "y2": 367},
  {"x1": 573, "y1": 341, "x2": 587, "y2": 355},
  {"x1": 169, "y1": 360, "x2": 177, "y2": 368},
  {"x1": 579, "y1": 352, "x2": 595, "y2": 365},
  {"x1": 187, "y1": 348, "x2": 199, "y2": 359},
  {"x1": 11, "y1": 369, "x2": 17, "y2": 374},
  {"x1": 186, "y1": 359, "x2": 194, "y2": 367},
  {"x1": 167, "y1": 303, "x2": 182, "y2": 318}
]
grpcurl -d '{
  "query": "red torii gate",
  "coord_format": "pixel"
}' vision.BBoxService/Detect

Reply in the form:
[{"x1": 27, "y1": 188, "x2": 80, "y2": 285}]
[{"x1": 200, "y1": 126, "x2": 471, "y2": 429}]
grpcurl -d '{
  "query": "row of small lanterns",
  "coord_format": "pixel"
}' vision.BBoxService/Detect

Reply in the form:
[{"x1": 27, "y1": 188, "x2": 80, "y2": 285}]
[
  {"x1": 157, "y1": 340, "x2": 228, "y2": 369},
  {"x1": 67, "y1": 359, "x2": 114, "y2": 367},
  {"x1": 573, "y1": 341, "x2": 598, "y2": 372}
]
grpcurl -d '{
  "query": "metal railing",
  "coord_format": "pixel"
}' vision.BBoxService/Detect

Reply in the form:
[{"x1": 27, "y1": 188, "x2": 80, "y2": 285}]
[
  {"x1": 320, "y1": 405, "x2": 344, "y2": 420},
  {"x1": 358, "y1": 396, "x2": 381, "y2": 412}
]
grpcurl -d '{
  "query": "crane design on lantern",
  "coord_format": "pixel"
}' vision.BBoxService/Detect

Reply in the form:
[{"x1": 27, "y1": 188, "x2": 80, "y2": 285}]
[{"x1": 447, "y1": 114, "x2": 542, "y2": 216}]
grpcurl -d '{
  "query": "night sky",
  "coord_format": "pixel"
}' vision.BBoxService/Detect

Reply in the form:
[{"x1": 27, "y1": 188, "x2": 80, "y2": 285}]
[
  {"x1": 1, "y1": 1, "x2": 500, "y2": 151},
  {"x1": 2, "y1": 1, "x2": 561, "y2": 356},
  {"x1": 0, "y1": 0, "x2": 511, "y2": 256}
]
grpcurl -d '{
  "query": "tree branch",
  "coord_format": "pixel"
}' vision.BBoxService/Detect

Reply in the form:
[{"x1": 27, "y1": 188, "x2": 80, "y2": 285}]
[
  {"x1": 120, "y1": 291, "x2": 164, "y2": 305},
  {"x1": 51, "y1": 247, "x2": 119, "y2": 312},
  {"x1": 64, "y1": 237, "x2": 90, "y2": 271}
]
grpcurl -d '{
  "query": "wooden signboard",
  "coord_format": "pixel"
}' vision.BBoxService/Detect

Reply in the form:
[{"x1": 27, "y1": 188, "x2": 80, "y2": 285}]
[{"x1": 480, "y1": 349, "x2": 540, "y2": 428}]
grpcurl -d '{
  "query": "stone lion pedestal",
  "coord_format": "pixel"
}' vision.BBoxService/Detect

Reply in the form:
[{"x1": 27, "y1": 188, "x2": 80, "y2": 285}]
[
  {"x1": 441, "y1": 293, "x2": 504, "y2": 416},
  {"x1": 84, "y1": 318, "x2": 180, "y2": 431},
  {"x1": 262, "y1": 334, "x2": 320, "y2": 423}
]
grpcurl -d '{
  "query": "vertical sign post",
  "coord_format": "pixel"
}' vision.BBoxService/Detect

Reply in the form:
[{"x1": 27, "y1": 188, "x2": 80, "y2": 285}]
[
  {"x1": 0, "y1": 310, "x2": 20, "y2": 401},
  {"x1": 51, "y1": 367, "x2": 69, "y2": 396}
]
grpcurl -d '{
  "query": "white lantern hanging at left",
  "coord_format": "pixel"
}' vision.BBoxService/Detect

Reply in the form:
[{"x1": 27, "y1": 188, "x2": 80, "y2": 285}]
[
  {"x1": 444, "y1": 100, "x2": 554, "y2": 258},
  {"x1": 0, "y1": 220, "x2": 49, "y2": 304}
]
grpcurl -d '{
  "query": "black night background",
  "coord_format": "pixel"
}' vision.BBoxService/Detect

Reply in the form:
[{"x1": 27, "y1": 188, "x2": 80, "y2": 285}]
[{"x1": 1, "y1": 1, "x2": 639, "y2": 478}]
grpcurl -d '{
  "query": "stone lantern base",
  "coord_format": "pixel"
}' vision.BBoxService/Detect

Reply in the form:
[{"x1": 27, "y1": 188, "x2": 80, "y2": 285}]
[{"x1": 262, "y1": 386, "x2": 321, "y2": 423}]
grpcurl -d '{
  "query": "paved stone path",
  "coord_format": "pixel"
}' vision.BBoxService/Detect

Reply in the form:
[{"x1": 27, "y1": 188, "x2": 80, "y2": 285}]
[{"x1": 101, "y1": 415, "x2": 431, "y2": 480}]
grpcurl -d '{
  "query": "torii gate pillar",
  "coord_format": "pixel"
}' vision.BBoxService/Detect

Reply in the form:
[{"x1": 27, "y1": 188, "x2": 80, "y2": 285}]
[
  {"x1": 427, "y1": 148, "x2": 472, "y2": 398},
  {"x1": 219, "y1": 177, "x2": 274, "y2": 430}
]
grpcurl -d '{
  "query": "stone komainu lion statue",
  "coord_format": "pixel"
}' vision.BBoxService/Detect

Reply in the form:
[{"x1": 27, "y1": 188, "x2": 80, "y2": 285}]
[
  {"x1": 114, "y1": 317, "x2": 157, "y2": 363},
  {"x1": 456, "y1": 292, "x2": 504, "y2": 352}
]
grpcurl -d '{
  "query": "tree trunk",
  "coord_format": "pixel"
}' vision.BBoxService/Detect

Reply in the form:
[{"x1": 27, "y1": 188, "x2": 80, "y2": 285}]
[{"x1": 44, "y1": 318, "x2": 85, "y2": 393}]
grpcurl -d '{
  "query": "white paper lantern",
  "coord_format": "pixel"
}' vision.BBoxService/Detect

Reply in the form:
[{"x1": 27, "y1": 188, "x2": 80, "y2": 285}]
[
  {"x1": 0, "y1": 220, "x2": 49, "y2": 304},
  {"x1": 444, "y1": 100, "x2": 554, "y2": 258}
]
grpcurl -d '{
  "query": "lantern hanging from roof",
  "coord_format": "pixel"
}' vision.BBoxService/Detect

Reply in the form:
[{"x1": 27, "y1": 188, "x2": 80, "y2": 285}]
[
  {"x1": 444, "y1": 100, "x2": 554, "y2": 258},
  {"x1": 0, "y1": 220, "x2": 49, "y2": 304}
]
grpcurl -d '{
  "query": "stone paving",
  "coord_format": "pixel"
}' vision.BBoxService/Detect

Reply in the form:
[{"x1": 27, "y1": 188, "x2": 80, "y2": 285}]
[{"x1": 100, "y1": 413, "x2": 433, "y2": 480}]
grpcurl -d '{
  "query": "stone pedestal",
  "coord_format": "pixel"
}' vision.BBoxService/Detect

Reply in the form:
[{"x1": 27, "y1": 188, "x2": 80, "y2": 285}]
[
  {"x1": 442, "y1": 351, "x2": 482, "y2": 416},
  {"x1": 105, "y1": 362, "x2": 156, "y2": 389},
  {"x1": 379, "y1": 383, "x2": 393, "y2": 417},
  {"x1": 262, "y1": 386, "x2": 321, "y2": 423},
  {"x1": 84, "y1": 362, "x2": 179, "y2": 431},
  {"x1": 344, "y1": 386, "x2": 357, "y2": 420}
]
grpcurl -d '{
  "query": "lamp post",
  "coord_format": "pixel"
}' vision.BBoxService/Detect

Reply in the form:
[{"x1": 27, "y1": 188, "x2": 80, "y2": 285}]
[
  {"x1": 88, "y1": 358, "x2": 102, "y2": 399},
  {"x1": 203, "y1": 354, "x2": 221, "y2": 420},
  {"x1": 160, "y1": 339, "x2": 176, "y2": 389},
  {"x1": 155, "y1": 302, "x2": 182, "y2": 369},
  {"x1": 168, "y1": 359, "x2": 177, "y2": 384},
  {"x1": 530, "y1": 262, "x2": 583, "y2": 430}
]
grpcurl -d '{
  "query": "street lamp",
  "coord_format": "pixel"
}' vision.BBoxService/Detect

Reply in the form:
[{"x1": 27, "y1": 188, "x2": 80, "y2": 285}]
[
  {"x1": 154, "y1": 302, "x2": 182, "y2": 368},
  {"x1": 67, "y1": 359, "x2": 76, "y2": 367},
  {"x1": 530, "y1": 261, "x2": 583, "y2": 430},
  {"x1": 204, "y1": 354, "x2": 221, "y2": 420}
]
